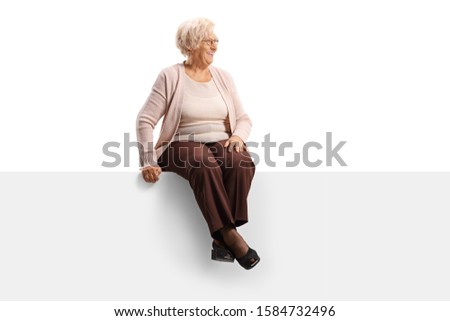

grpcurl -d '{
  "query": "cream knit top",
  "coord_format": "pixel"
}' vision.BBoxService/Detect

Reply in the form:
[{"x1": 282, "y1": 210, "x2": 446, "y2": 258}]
[{"x1": 173, "y1": 74, "x2": 231, "y2": 142}]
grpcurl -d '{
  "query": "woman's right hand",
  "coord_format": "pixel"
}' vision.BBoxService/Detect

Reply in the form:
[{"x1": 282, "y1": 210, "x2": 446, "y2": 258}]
[{"x1": 141, "y1": 166, "x2": 162, "y2": 183}]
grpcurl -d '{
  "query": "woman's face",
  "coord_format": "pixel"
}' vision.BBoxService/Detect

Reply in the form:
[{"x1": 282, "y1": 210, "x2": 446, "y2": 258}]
[{"x1": 190, "y1": 34, "x2": 218, "y2": 66}]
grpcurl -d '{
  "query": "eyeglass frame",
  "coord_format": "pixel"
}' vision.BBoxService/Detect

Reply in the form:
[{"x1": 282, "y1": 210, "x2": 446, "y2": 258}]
[{"x1": 201, "y1": 39, "x2": 219, "y2": 46}]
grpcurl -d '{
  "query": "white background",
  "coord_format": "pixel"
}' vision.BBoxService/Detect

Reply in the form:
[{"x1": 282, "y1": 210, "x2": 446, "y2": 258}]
[
  {"x1": 1, "y1": 3, "x2": 450, "y2": 320},
  {"x1": 1, "y1": 0, "x2": 449, "y2": 171}
]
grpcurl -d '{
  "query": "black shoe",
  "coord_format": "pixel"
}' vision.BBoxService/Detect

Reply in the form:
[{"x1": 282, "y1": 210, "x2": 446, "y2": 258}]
[
  {"x1": 236, "y1": 247, "x2": 260, "y2": 270},
  {"x1": 211, "y1": 241, "x2": 235, "y2": 263}
]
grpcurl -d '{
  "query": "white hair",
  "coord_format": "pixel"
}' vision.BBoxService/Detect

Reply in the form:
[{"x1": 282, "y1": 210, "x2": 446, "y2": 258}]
[{"x1": 176, "y1": 17, "x2": 215, "y2": 56}]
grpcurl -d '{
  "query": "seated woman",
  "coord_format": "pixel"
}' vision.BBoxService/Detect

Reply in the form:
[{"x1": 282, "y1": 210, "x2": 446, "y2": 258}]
[{"x1": 136, "y1": 17, "x2": 260, "y2": 270}]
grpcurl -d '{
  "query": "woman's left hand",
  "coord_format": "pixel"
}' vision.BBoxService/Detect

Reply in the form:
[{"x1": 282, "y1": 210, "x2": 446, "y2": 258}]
[{"x1": 224, "y1": 135, "x2": 246, "y2": 152}]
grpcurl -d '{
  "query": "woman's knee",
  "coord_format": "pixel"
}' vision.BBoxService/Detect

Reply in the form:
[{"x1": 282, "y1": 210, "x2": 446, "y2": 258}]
[
  {"x1": 186, "y1": 145, "x2": 220, "y2": 169},
  {"x1": 224, "y1": 151, "x2": 255, "y2": 170}
]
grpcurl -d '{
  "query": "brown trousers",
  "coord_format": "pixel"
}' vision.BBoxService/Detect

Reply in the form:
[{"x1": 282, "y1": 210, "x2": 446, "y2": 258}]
[{"x1": 157, "y1": 140, "x2": 256, "y2": 239}]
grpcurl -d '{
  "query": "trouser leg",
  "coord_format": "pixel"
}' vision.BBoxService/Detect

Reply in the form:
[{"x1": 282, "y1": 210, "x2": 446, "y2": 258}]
[
  {"x1": 157, "y1": 141, "x2": 235, "y2": 238},
  {"x1": 207, "y1": 140, "x2": 256, "y2": 226}
]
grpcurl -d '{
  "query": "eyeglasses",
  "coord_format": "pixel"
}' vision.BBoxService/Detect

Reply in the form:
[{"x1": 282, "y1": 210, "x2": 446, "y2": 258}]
[{"x1": 202, "y1": 39, "x2": 219, "y2": 46}]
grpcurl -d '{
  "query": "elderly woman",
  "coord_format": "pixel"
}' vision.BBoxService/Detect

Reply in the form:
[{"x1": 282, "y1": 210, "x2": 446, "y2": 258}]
[{"x1": 136, "y1": 18, "x2": 259, "y2": 270}]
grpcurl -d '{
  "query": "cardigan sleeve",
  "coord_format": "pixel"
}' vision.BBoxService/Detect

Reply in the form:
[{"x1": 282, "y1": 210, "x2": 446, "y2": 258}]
[
  {"x1": 226, "y1": 72, "x2": 252, "y2": 141},
  {"x1": 136, "y1": 70, "x2": 169, "y2": 167}
]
